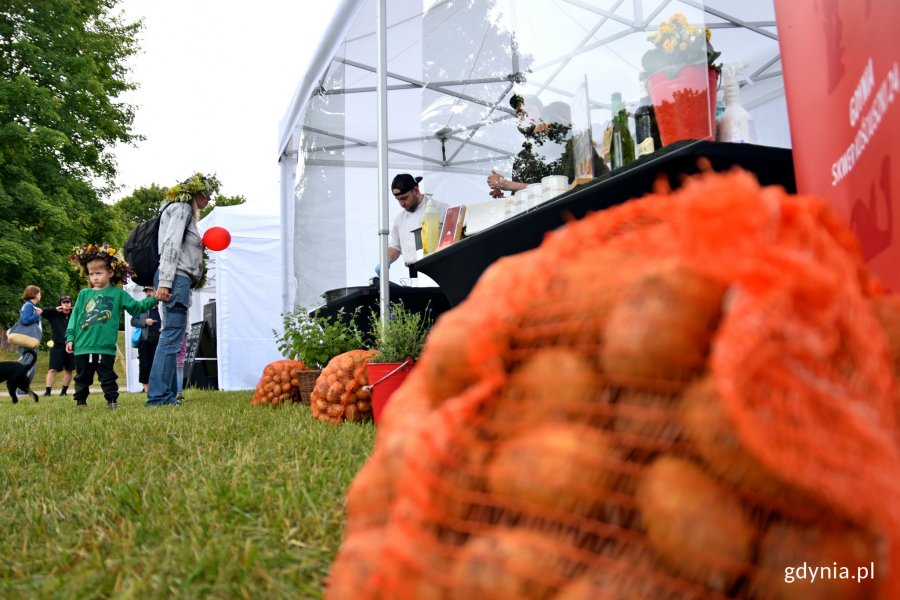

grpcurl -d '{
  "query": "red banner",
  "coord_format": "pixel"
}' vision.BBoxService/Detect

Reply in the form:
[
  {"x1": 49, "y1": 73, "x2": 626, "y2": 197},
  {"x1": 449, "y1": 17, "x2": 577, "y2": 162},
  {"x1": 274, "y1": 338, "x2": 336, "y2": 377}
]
[{"x1": 776, "y1": 0, "x2": 900, "y2": 289}]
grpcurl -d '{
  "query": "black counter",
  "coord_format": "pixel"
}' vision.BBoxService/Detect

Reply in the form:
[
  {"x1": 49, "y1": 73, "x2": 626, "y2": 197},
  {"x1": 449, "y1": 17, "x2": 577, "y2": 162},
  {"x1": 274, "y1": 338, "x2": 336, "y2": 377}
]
[
  {"x1": 314, "y1": 284, "x2": 451, "y2": 343},
  {"x1": 415, "y1": 141, "x2": 795, "y2": 306}
]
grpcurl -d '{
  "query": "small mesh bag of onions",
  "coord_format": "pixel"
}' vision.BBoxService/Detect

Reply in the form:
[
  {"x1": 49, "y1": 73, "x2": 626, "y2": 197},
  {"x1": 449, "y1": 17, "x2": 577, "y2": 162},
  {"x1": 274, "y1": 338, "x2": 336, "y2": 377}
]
[
  {"x1": 326, "y1": 168, "x2": 900, "y2": 600},
  {"x1": 251, "y1": 359, "x2": 306, "y2": 405}
]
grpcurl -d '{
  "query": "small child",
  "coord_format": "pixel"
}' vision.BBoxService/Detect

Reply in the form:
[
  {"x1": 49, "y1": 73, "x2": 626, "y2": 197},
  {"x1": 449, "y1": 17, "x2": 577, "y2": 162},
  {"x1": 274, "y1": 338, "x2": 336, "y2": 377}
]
[{"x1": 66, "y1": 243, "x2": 157, "y2": 409}]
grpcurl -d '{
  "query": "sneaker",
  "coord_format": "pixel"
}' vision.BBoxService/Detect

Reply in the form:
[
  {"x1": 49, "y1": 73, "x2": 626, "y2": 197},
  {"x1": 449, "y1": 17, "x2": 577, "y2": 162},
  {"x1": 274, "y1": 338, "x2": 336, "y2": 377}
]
[
  {"x1": 43, "y1": 391, "x2": 51, "y2": 397},
  {"x1": 76, "y1": 404, "x2": 87, "y2": 409},
  {"x1": 107, "y1": 402, "x2": 121, "y2": 410}
]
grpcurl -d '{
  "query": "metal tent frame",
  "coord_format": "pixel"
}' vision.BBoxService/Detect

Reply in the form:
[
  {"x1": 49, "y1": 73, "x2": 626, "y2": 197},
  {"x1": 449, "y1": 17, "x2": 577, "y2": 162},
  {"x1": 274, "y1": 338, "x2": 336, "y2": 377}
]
[{"x1": 277, "y1": 0, "x2": 787, "y2": 314}]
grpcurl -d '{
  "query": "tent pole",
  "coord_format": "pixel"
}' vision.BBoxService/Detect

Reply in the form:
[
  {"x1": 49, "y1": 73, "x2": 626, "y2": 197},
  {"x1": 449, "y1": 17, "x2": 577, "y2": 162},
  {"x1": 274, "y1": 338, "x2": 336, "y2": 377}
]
[{"x1": 376, "y1": 0, "x2": 390, "y2": 328}]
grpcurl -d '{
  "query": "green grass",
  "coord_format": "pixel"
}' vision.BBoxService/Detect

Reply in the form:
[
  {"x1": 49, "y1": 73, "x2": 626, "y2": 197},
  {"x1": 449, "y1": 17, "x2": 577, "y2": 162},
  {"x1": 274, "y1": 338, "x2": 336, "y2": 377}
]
[{"x1": 0, "y1": 389, "x2": 376, "y2": 599}]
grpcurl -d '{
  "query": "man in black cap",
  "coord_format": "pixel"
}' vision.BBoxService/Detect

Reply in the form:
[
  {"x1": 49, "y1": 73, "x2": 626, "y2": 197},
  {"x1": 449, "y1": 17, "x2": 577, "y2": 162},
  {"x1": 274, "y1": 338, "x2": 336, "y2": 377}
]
[
  {"x1": 380, "y1": 174, "x2": 448, "y2": 276},
  {"x1": 40, "y1": 295, "x2": 75, "y2": 396}
]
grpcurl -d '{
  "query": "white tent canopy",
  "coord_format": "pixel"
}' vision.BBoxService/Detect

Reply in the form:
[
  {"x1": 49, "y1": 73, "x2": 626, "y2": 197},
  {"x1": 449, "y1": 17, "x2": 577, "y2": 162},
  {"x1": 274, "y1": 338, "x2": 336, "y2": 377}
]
[{"x1": 278, "y1": 0, "x2": 789, "y2": 311}]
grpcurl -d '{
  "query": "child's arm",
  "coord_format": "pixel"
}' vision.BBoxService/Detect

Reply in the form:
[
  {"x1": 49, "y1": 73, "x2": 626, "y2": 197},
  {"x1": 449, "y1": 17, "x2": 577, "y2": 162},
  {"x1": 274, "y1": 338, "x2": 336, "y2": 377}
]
[{"x1": 121, "y1": 289, "x2": 157, "y2": 317}]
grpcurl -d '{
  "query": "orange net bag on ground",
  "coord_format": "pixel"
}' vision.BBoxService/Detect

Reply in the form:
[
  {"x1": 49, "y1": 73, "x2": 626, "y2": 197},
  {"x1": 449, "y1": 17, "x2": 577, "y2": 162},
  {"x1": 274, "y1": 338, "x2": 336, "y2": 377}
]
[
  {"x1": 251, "y1": 359, "x2": 306, "y2": 405},
  {"x1": 327, "y1": 169, "x2": 900, "y2": 600},
  {"x1": 310, "y1": 349, "x2": 380, "y2": 423}
]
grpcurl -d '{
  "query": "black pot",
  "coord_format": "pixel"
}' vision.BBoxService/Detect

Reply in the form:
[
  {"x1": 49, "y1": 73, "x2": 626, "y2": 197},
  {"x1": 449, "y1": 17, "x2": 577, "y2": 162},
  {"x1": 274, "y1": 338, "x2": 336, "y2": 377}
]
[{"x1": 322, "y1": 286, "x2": 371, "y2": 304}]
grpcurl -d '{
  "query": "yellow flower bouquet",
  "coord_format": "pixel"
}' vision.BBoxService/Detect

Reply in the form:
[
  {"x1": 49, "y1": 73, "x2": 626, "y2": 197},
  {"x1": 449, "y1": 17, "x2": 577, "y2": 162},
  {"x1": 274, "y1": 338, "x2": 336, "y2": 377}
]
[{"x1": 642, "y1": 13, "x2": 721, "y2": 78}]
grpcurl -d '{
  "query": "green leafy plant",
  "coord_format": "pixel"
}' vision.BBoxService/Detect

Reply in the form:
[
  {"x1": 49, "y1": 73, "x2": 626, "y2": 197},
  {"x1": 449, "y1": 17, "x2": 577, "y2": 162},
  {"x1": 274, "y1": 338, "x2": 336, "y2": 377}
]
[
  {"x1": 368, "y1": 302, "x2": 431, "y2": 364},
  {"x1": 274, "y1": 306, "x2": 365, "y2": 369},
  {"x1": 641, "y1": 12, "x2": 721, "y2": 77}
]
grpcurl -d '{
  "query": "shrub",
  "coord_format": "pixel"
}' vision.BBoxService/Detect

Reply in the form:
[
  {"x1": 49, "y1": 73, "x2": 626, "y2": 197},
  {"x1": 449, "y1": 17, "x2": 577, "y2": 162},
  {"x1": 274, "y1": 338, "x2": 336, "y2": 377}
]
[
  {"x1": 274, "y1": 306, "x2": 365, "y2": 369},
  {"x1": 368, "y1": 302, "x2": 431, "y2": 364}
]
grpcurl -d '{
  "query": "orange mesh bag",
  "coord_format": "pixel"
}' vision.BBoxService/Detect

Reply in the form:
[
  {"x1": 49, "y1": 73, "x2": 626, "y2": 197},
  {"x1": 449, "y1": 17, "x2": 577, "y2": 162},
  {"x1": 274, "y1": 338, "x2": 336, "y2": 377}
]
[
  {"x1": 250, "y1": 359, "x2": 306, "y2": 405},
  {"x1": 326, "y1": 169, "x2": 900, "y2": 600},
  {"x1": 310, "y1": 349, "x2": 379, "y2": 423}
]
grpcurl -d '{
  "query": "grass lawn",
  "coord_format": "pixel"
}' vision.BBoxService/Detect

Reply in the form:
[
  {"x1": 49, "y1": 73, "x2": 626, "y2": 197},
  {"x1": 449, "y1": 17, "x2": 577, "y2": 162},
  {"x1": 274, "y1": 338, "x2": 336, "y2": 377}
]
[{"x1": 0, "y1": 339, "x2": 376, "y2": 598}]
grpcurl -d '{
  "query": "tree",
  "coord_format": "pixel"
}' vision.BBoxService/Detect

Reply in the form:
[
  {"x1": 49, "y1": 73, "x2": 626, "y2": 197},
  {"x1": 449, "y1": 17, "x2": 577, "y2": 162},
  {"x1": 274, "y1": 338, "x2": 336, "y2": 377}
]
[
  {"x1": 0, "y1": 0, "x2": 141, "y2": 325},
  {"x1": 200, "y1": 193, "x2": 246, "y2": 220},
  {"x1": 114, "y1": 184, "x2": 169, "y2": 232}
]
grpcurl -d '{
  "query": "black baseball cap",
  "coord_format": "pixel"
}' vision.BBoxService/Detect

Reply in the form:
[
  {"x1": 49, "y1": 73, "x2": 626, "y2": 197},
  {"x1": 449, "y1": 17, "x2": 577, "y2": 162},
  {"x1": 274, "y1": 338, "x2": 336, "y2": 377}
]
[
  {"x1": 60, "y1": 295, "x2": 72, "y2": 303},
  {"x1": 391, "y1": 174, "x2": 423, "y2": 196}
]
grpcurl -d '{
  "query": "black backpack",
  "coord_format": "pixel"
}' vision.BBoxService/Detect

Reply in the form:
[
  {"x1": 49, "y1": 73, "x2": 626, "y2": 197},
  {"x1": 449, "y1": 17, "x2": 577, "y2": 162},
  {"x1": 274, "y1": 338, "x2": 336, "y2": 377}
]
[{"x1": 124, "y1": 202, "x2": 188, "y2": 286}]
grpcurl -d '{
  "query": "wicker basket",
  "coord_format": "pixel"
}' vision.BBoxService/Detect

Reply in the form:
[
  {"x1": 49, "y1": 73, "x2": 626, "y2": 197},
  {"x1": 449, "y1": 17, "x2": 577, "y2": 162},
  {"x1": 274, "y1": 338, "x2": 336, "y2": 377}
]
[{"x1": 297, "y1": 369, "x2": 322, "y2": 405}]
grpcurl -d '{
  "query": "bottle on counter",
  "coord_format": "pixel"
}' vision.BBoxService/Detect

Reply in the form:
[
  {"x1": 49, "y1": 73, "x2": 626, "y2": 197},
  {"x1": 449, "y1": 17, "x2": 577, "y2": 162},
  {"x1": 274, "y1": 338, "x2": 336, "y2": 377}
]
[
  {"x1": 609, "y1": 92, "x2": 635, "y2": 170},
  {"x1": 717, "y1": 63, "x2": 757, "y2": 144},
  {"x1": 421, "y1": 194, "x2": 440, "y2": 255},
  {"x1": 634, "y1": 77, "x2": 662, "y2": 158}
]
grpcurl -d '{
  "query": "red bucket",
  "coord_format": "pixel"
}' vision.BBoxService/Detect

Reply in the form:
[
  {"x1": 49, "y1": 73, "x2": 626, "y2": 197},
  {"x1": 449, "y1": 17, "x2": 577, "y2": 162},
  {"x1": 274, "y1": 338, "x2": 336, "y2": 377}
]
[
  {"x1": 648, "y1": 64, "x2": 718, "y2": 146},
  {"x1": 367, "y1": 361, "x2": 414, "y2": 425}
]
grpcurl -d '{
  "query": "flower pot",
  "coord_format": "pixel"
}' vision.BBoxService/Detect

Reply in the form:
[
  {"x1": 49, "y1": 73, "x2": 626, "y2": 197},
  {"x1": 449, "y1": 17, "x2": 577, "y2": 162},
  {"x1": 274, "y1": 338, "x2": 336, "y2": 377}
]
[
  {"x1": 366, "y1": 361, "x2": 414, "y2": 425},
  {"x1": 647, "y1": 65, "x2": 718, "y2": 147}
]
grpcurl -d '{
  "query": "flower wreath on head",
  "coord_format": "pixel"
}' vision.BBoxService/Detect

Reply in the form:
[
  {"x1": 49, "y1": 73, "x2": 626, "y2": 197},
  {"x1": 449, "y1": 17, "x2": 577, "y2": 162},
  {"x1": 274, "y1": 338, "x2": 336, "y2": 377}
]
[
  {"x1": 69, "y1": 243, "x2": 132, "y2": 285},
  {"x1": 166, "y1": 172, "x2": 222, "y2": 203}
]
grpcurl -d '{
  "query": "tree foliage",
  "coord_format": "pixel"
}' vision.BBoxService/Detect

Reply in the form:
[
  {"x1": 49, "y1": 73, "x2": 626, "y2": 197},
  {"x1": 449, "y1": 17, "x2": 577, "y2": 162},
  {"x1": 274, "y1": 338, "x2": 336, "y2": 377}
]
[
  {"x1": 114, "y1": 184, "x2": 169, "y2": 233},
  {"x1": 0, "y1": 0, "x2": 141, "y2": 325},
  {"x1": 200, "y1": 193, "x2": 246, "y2": 220}
]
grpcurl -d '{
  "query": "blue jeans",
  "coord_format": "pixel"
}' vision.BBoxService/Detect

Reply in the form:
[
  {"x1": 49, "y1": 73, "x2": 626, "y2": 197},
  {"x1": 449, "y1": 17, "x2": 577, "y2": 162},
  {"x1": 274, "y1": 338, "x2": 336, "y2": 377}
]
[{"x1": 146, "y1": 272, "x2": 192, "y2": 406}]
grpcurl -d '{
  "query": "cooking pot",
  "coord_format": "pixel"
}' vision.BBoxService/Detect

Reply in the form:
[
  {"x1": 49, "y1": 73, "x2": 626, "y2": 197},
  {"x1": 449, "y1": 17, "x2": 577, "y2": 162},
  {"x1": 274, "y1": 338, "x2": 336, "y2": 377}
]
[
  {"x1": 322, "y1": 280, "x2": 404, "y2": 304},
  {"x1": 322, "y1": 286, "x2": 371, "y2": 304}
]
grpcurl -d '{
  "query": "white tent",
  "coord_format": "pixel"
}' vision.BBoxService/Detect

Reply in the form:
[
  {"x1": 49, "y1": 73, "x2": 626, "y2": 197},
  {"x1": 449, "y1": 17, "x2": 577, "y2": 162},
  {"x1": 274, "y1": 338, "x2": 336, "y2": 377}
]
[
  {"x1": 124, "y1": 203, "x2": 282, "y2": 392},
  {"x1": 198, "y1": 203, "x2": 283, "y2": 390},
  {"x1": 278, "y1": 0, "x2": 789, "y2": 312}
]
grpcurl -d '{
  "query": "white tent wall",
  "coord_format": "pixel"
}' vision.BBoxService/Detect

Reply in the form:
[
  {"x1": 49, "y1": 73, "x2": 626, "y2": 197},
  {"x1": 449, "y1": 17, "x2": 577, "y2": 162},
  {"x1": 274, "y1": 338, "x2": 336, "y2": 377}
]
[
  {"x1": 123, "y1": 282, "x2": 144, "y2": 393},
  {"x1": 279, "y1": 0, "x2": 790, "y2": 313},
  {"x1": 198, "y1": 204, "x2": 283, "y2": 390}
]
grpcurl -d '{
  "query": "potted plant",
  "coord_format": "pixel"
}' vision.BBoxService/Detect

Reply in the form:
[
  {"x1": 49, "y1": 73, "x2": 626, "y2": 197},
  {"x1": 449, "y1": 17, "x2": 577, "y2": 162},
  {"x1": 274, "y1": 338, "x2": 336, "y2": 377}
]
[
  {"x1": 274, "y1": 306, "x2": 366, "y2": 403},
  {"x1": 641, "y1": 12, "x2": 722, "y2": 146},
  {"x1": 365, "y1": 301, "x2": 432, "y2": 423}
]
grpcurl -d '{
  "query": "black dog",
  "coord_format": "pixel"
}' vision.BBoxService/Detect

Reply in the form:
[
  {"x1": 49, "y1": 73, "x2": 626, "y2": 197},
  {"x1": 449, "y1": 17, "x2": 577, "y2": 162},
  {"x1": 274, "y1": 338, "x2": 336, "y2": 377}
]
[{"x1": 0, "y1": 349, "x2": 39, "y2": 403}]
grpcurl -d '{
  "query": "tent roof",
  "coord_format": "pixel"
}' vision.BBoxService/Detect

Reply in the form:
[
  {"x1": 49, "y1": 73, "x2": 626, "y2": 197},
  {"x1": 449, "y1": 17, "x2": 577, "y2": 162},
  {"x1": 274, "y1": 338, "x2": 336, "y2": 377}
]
[{"x1": 277, "y1": 0, "x2": 785, "y2": 173}]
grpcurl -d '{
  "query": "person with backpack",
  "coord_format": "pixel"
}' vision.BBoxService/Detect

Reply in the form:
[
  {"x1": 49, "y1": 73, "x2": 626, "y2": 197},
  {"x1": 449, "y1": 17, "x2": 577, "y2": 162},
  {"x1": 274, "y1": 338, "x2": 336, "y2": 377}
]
[{"x1": 145, "y1": 172, "x2": 220, "y2": 407}]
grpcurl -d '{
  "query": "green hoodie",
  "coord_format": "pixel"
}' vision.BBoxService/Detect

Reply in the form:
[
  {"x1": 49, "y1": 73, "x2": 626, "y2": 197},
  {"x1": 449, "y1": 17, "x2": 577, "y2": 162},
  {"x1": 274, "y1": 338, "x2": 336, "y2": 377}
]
[{"x1": 66, "y1": 287, "x2": 158, "y2": 356}]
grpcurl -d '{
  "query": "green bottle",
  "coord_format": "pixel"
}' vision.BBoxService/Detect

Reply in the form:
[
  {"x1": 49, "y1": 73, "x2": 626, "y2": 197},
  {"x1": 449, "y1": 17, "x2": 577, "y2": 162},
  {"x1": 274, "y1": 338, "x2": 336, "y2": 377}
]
[
  {"x1": 610, "y1": 92, "x2": 635, "y2": 170},
  {"x1": 634, "y1": 78, "x2": 662, "y2": 157}
]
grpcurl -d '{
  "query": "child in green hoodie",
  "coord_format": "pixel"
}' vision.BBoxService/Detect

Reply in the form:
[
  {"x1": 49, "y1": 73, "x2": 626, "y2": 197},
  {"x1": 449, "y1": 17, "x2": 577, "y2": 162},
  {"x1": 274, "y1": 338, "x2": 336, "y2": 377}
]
[{"x1": 66, "y1": 243, "x2": 157, "y2": 409}]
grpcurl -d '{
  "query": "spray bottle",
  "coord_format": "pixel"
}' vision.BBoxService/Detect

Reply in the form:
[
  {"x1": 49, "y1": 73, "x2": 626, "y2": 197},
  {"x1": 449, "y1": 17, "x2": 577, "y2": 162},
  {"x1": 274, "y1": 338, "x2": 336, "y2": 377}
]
[
  {"x1": 421, "y1": 193, "x2": 440, "y2": 255},
  {"x1": 717, "y1": 63, "x2": 757, "y2": 144}
]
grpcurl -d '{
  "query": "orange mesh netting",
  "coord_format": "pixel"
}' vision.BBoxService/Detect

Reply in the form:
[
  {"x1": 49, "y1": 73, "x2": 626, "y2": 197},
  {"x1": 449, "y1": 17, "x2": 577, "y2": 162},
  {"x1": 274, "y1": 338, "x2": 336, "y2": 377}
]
[
  {"x1": 310, "y1": 349, "x2": 380, "y2": 423},
  {"x1": 251, "y1": 359, "x2": 306, "y2": 405},
  {"x1": 326, "y1": 168, "x2": 900, "y2": 600}
]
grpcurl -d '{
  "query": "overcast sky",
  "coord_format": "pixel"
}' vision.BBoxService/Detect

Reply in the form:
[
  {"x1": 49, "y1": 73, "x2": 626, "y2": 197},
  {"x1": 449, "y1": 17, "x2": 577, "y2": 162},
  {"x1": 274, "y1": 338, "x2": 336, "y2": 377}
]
[{"x1": 111, "y1": 1, "x2": 340, "y2": 208}]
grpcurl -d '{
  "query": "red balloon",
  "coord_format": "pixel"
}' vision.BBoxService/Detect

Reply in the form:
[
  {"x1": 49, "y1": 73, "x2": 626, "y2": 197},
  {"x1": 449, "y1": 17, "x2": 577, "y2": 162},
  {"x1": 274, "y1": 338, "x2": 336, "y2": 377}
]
[{"x1": 203, "y1": 226, "x2": 231, "y2": 251}]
